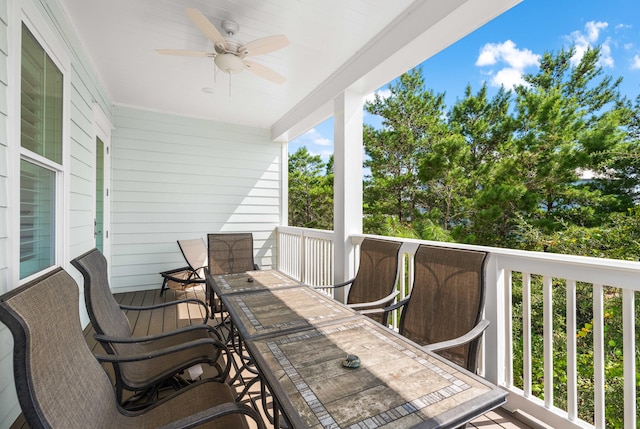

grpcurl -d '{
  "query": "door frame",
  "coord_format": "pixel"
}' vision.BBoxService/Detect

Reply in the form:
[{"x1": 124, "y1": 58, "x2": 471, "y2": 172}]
[{"x1": 93, "y1": 103, "x2": 112, "y2": 268}]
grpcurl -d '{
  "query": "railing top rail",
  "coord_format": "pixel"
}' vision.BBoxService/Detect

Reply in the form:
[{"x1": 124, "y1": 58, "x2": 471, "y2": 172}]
[
  {"x1": 278, "y1": 226, "x2": 335, "y2": 240},
  {"x1": 351, "y1": 233, "x2": 640, "y2": 291}
]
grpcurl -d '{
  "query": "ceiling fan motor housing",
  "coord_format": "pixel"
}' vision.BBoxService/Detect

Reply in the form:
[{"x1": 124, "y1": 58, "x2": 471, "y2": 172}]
[{"x1": 214, "y1": 53, "x2": 246, "y2": 73}]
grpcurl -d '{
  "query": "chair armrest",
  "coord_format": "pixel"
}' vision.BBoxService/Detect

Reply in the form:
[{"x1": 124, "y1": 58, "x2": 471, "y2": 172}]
[
  {"x1": 311, "y1": 278, "x2": 355, "y2": 290},
  {"x1": 156, "y1": 401, "x2": 266, "y2": 429},
  {"x1": 94, "y1": 337, "x2": 229, "y2": 363},
  {"x1": 96, "y1": 336, "x2": 233, "y2": 383},
  {"x1": 358, "y1": 296, "x2": 411, "y2": 315},
  {"x1": 95, "y1": 323, "x2": 223, "y2": 343},
  {"x1": 160, "y1": 267, "x2": 206, "y2": 287},
  {"x1": 348, "y1": 290, "x2": 400, "y2": 309},
  {"x1": 423, "y1": 319, "x2": 490, "y2": 353},
  {"x1": 160, "y1": 266, "x2": 192, "y2": 277},
  {"x1": 120, "y1": 298, "x2": 207, "y2": 311},
  {"x1": 358, "y1": 297, "x2": 410, "y2": 329},
  {"x1": 161, "y1": 273, "x2": 206, "y2": 284},
  {"x1": 120, "y1": 298, "x2": 210, "y2": 322}
]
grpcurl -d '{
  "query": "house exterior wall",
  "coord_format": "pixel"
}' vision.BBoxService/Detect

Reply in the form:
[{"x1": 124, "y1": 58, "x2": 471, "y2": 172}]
[
  {"x1": 0, "y1": 1, "x2": 11, "y2": 428},
  {"x1": 109, "y1": 106, "x2": 281, "y2": 292},
  {"x1": 0, "y1": 0, "x2": 113, "y2": 425},
  {"x1": 0, "y1": 1, "x2": 282, "y2": 427}
]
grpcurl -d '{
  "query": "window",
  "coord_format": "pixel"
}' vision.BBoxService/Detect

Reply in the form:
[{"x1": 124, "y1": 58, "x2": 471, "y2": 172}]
[{"x1": 20, "y1": 24, "x2": 63, "y2": 279}]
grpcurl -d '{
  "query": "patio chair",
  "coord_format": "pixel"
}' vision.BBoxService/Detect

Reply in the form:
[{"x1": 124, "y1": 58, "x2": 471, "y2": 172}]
[
  {"x1": 0, "y1": 268, "x2": 265, "y2": 429},
  {"x1": 207, "y1": 232, "x2": 260, "y2": 275},
  {"x1": 206, "y1": 233, "x2": 263, "y2": 395},
  {"x1": 386, "y1": 244, "x2": 489, "y2": 373},
  {"x1": 71, "y1": 248, "x2": 230, "y2": 406},
  {"x1": 159, "y1": 238, "x2": 208, "y2": 296},
  {"x1": 315, "y1": 237, "x2": 402, "y2": 325},
  {"x1": 207, "y1": 232, "x2": 260, "y2": 310}
]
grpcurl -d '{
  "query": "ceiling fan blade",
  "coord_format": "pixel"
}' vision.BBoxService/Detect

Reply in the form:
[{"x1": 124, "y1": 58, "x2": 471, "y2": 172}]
[
  {"x1": 156, "y1": 49, "x2": 213, "y2": 57},
  {"x1": 245, "y1": 60, "x2": 286, "y2": 85},
  {"x1": 240, "y1": 35, "x2": 289, "y2": 57},
  {"x1": 185, "y1": 8, "x2": 228, "y2": 51}
]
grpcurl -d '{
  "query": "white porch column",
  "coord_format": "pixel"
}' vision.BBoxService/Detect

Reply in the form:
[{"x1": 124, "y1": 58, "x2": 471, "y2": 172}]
[{"x1": 333, "y1": 90, "x2": 363, "y2": 303}]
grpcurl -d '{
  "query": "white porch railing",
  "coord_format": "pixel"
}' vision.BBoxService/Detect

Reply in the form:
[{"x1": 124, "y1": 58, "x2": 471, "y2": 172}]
[{"x1": 276, "y1": 226, "x2": 638, "y2": 429}]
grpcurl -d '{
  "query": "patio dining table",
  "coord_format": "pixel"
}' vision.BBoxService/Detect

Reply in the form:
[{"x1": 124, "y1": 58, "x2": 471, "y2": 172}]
[{"x1": 209, "y1": 269, "x2": 507, "y2": 428}]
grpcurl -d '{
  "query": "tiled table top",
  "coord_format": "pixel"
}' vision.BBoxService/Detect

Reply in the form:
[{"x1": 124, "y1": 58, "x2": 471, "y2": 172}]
[
  {"x1": 207, "y1": 269, "x2": 300, "y2": 295},
  {"x1": 211, "y1": 270, "x2": 506, "y2": 428},
  {"x1": 220, "y1": 285, "x2": 359, "y2": 339},
  {"x1": 246, "y1": 318, "x2": 507, "y2": 429}
]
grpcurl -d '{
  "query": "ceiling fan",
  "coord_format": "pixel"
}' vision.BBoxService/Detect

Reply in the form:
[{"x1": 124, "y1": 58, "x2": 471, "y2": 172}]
[{"x1": 157, "y1": 8, "x2": 289, "y2": 85}]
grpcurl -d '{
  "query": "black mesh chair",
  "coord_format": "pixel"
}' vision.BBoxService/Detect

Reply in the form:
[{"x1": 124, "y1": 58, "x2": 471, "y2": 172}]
[
  {"x1": 71, "y1": 248, "x2": 230, "y2": 406},
  {"x1": 387, "y1": 244, "x2": 489, "y2": 373},
  {"x1": 207, "y1": 233, "x2": 260, "y2": 312},
  {"x1": 0, "y1": 268, "x2": 265, "y2": 429},
  {"x1": 207, "y1": 233, "x2": 259, "y2": 275},
  {"x1": 317, "y1": 237, "x2": 402, "y2": 325}
]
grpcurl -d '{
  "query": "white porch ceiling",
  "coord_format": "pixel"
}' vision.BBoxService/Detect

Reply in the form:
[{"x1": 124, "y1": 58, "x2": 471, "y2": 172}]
[{"x1": 58, "y1": 0, "x2": 521, "y2": 140}]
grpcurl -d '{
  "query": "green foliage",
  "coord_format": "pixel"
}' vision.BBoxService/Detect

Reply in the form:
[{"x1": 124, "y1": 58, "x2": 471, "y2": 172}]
[
  {"x1": 364, "y1": 68, "x2": 448, "y2": 227},
  {"x1": 288, "y1": 147, "x2": 333, "y2": 229}
]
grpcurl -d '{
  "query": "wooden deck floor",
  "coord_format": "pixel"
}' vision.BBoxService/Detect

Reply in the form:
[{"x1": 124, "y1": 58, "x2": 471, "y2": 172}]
[{"x1": 10, "y1": 284, "x2": 533, "y2": 429}]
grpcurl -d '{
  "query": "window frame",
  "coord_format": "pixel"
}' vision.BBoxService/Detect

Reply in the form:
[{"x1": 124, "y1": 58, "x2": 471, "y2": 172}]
[{"x1": 10, "y1": 7, "x2": 70, "y2": 285}]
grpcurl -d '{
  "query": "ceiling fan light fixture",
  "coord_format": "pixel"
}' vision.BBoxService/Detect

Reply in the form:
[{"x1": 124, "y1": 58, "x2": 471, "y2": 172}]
[{"x1": 214, "y1": 53, "x2": 246, "y2": 74}]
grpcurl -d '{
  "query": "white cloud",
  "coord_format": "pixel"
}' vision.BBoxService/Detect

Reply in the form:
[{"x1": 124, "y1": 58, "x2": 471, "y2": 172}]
[
  {"x1": 289, "y1": 128, "x2": 334, "y2": 162},
  {"x1": 299, "y1": 128, "x2": 332, "y2": 147},
  {"x1": 599, "y1": 42, "x2": 614, "y2": 67},
  {"x1": 569, "y1": 21, "x2": 613, "y2": 67},
  {"x1": 476, "y1": 40, "x2": 539, "y2": 69},
  {"x1": 364, "y1": 88, "x2": 391, "y2": 103},
  {"x1": 490, "y1": 67, "x2": 528, "y2": 89},
  {"x1": 632, "y1": 55, "x2": 640, "y2": 70},
  {"x1": 475, "y1": 40, "x2": 540, "y2": 89},
  {"x1": 586, "y1": 21, "x2": 607, "y2": 43}
]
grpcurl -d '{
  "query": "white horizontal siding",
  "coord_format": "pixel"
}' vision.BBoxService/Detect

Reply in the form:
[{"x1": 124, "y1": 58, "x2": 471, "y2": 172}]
[
  {"x1": 0, "y1": 0, "x2": 114, "y2": 427},
  {"x1": 110, "y1": 105, "x2": 282, "y2": 292},
  {"x1": 0, "y1": 0, "x2": 14, "y2": 426}
]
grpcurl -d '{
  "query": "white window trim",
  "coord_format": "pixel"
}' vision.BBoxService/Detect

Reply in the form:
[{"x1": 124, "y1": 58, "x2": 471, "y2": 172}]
[{"x1": 7, "y1": 0, "x2": 71, "y2": 286}]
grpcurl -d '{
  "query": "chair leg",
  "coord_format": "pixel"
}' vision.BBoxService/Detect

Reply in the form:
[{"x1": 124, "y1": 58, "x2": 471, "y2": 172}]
[{"x1": 159, "y1": 278, "x2": 168, "y2": 296}]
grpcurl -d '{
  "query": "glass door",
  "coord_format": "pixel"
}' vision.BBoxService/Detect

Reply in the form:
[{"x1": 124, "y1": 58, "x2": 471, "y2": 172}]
[{"x1": 95, "y1": 137, "x2": 105, "y2": 252}]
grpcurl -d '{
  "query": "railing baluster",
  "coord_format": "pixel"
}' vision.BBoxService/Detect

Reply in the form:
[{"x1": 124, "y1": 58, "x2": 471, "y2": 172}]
[
  {"x1": 523, "y1": 273, "x2": 532, "y2": 398},
  {"x1": 593, "y1": 284, "x2": 605, "y2": 428},
  {"x1": 505, "y1": 269, "x2": 514, "y2": 388},
  {"x1": 543, "y1": 275, "x2": 553, "y2": 408},
  {"x1": 622, "y1": 288, "x2": 636, "y2": 429},
  {"x1": 566, "y1": 279, "x2": 578, "y2": 422}
]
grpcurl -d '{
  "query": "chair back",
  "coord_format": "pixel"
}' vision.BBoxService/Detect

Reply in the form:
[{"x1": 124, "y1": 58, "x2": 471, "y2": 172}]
[
  {"x1": 71, "y1": 248, "x2": 132, "y2": 340},
  {"x1": 400, "y1": 244, "x2": 487, "y2": 371},
  {"x1": 178, "y1": 238, "x2": 208, "y2": 276},
  {"x1": 347, "y1": 238, "x2": 402, "y2": 324},
  {"x1": 207, "y1": 233, "x2": 257, "y2": 275},
  {"x1": 0, "y1": 268, "x2": 122, "y2": 429}
]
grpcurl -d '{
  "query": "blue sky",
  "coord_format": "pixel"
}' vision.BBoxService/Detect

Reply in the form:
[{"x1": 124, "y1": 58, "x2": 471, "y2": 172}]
[{"x1": 289, "y1": 0, "x2": 640, "y2": 161}]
